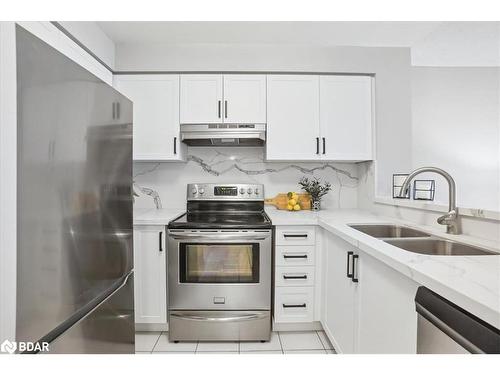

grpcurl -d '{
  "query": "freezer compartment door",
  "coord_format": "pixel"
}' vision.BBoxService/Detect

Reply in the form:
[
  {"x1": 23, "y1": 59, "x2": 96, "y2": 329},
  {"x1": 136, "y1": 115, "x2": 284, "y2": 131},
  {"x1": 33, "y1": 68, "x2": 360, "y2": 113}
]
[{"x1": 46, "y1": 273, "x2": 135, "y2": 354}]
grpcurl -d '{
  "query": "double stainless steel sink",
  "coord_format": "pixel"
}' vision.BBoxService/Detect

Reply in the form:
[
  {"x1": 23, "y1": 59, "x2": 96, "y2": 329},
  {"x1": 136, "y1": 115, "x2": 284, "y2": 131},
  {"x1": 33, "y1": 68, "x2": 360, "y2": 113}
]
[{"x1": 349, "y1": 224, "x2": 497, "y2": 256}]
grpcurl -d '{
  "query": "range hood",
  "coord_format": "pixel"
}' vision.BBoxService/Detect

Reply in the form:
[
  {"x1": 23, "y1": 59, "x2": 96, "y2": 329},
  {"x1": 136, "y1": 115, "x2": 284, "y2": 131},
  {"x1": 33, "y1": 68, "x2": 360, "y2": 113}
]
[{"x1": 180, "y1": 124, "x2": 266, "y2": 147}]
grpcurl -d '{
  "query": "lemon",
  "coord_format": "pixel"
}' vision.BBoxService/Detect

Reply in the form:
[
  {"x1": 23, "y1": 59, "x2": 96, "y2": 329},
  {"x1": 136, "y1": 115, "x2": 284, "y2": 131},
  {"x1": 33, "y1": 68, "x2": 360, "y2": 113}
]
[
  {"x1": 293, "y1": 204, "x2": 301, "y2": 211},
  {"x1": 287, "y1": 204, "x2": 293, "y2": 211},
  {"x1": 292, "y1": 193, "x2": 299, "y2": 201},
  {"x1": 288, "y1": 199, "x2": 297, "y2": 206}
]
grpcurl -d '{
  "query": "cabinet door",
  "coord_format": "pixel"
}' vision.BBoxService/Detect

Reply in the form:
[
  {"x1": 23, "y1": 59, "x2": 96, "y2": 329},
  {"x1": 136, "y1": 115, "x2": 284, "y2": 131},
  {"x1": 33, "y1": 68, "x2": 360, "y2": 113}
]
[
  {"x1": 133, "y1": 226, "x2": 167, "y2": 324},
  {"x1": 223, "y1": 75, "x2": 266, "y2": 123},
  {"x1": 323, "y1": 232, "x2": 357, "y2": 353},
  {"x1": 356, "y1": 252, "x2": 418, "y2": 353},
  {"x1": 266, "y1": 75, "x2": 320, "y2": 161},
  {"x1": 320, "y1": 75, "x2": 373, "y2": 161},
  {"x1": 180, "y1": 74, "x2": 223, "y2": 123},
  {"x1": 114, "y1": 75, "x2": 184, "y2": 161}
]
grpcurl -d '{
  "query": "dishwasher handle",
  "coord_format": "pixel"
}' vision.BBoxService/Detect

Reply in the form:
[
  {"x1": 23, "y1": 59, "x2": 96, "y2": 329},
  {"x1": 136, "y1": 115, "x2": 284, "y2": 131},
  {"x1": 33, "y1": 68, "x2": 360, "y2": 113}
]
[{"x1": 415, "y1": 287, "x2": 500, "y2": 354}]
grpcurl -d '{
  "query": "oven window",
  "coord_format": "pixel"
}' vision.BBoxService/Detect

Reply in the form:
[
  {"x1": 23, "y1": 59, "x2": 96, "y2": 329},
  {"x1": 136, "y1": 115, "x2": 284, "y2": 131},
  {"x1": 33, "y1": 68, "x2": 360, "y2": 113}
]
[{"x1": 179, "y1": 243, "x2": 259, "y2": 283}]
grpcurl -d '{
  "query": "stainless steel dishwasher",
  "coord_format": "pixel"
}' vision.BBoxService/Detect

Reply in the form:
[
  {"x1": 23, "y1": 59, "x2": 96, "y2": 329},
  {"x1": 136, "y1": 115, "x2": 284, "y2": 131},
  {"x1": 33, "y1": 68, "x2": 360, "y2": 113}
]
[{"x1": 415, "y1": 287, "x2": 500, "y2": 354}]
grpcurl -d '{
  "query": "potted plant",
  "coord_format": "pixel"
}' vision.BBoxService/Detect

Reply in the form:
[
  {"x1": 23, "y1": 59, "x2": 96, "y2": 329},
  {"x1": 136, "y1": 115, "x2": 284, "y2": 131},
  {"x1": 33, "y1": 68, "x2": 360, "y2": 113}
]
[{"x1": 298, "y1": 177, "x2": 332, "y2": 211}]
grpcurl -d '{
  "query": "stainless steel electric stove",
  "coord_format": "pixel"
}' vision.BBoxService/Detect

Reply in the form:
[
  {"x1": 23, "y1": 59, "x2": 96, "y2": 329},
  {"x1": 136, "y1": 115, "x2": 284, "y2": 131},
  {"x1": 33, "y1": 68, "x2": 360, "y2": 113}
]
[{"x1": 167, "y1": 183, "x2": 272, "y2": 342}]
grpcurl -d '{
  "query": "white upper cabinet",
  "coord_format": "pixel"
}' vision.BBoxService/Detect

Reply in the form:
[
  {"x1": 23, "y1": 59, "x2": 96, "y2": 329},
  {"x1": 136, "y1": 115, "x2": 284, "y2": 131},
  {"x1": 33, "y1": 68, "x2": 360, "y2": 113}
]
[
  {"x1": 180, "y1": 74, "x2": 223, "y2": 123},
  {"x1": 223, "y1": 75, "x2": 267, "y2": 123},
  {"x1": 114, "y1": 74, "x2": 185, "y2": 161},
  {"x1": 320, "y1": 75, "x2": 373, "y2": 161},
  {"x1": 266, "y1": 75, "x2": 320, "y2": 161}
]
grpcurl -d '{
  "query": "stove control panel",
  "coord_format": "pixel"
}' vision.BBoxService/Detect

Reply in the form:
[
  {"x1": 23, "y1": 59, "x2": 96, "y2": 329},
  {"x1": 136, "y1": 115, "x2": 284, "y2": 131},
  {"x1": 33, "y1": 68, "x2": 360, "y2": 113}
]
[{"x1": 187, "y1": 183, "x2": 264, "y2": 201}]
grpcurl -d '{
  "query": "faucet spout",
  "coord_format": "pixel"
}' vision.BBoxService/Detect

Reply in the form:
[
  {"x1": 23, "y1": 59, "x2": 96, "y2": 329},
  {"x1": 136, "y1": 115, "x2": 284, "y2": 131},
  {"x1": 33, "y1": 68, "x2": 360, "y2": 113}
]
[{"x1": 399, "y1": 167, "x2": 460, "y2": 234}]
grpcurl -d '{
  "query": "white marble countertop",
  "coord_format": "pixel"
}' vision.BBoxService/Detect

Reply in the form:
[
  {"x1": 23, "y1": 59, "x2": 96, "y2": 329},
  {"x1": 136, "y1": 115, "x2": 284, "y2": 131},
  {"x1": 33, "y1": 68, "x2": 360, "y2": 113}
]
[
  {"x1": 133, "y1": 207, "x2": 184, "y2": 226},
  {"x1": 266, "y1": 206, "x2": 500, "y2": 329},
  {"x1": 133, "y1": 205, "x2": 500, "y2": 329}
]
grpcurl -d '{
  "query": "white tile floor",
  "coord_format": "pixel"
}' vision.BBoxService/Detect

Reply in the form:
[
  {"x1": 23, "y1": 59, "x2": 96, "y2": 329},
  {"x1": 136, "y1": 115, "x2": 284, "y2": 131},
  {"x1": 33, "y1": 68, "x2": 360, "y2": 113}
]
[{"x1": 135, "y1": 330, "x2": 335, "y2": 354}]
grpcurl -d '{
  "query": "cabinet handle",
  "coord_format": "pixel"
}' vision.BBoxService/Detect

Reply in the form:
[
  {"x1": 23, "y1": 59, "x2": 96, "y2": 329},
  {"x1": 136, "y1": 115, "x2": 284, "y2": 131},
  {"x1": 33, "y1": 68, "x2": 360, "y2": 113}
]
[
  {"x1": 283, "y1": 303, "x2": 306, "y2": 308},
  {"x1": 218, "y1": 100, "x2": 221, "y2": 118},
  {"x1": 159, "y1": 231, "x2": 163, "y2": 252},
  {"x1": 283, "y1": 275, "x2": 307, "y2": 280},
  {"x1": 352, "y1": 254, "x2": 359, "y2": 283},
  {"x1": 112, "y1": 102, "x2": 116, "y2": 119},
  {"x1": 322, "y1": 137, "x2": 326, "y2": 154},
  {"x1": 346, "y1": 251, "x2": 354, "y2": 278},
  {"x1": 173, "y1": 137, "x2": 177, "y2": 155},
  {"x1": 283, "y1": 234, "x2": 308, "y2": 239},
  {"x1": 224, "y1": 100, "x2": 228, "y2": 118},
  {"x1": 116, "y1": 102, "x2": 120, "y2": 119},
  {"x1": 316, "y1": 137, "x2": 320, "y2": 154},
  {"x1": 283, "y1": 254, "x2": 307, "y2": 259}
]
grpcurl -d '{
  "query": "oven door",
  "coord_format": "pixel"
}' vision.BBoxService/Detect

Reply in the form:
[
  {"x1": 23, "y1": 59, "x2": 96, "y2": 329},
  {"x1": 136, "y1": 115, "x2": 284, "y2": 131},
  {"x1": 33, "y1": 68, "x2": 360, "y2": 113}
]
[{"x1": 168, "y1": 230, "x2": 272, "y2": 310}]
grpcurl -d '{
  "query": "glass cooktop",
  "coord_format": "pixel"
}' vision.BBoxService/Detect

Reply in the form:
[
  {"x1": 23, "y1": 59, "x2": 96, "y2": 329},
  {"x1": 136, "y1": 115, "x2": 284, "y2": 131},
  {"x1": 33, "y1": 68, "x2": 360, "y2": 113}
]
[{"x1": 168, "y1": 211, "x2": 272, "y2": 229}]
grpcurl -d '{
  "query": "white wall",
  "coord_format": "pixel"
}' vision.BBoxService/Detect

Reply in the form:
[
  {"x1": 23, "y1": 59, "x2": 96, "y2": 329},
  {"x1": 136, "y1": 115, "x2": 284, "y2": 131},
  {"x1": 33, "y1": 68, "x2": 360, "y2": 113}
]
[
  {"x1": 0, "y1": 21, "x2": 17, "y2": 344},
  {"x1": 410, "y1": 67, "x2": 500, "y2": 212},
  {"x1": 133, "y1": 148, "x2": 359, "y2": 210},
  {"x1": 411, "y1": 22, "x2": 500, "y2": 67}
]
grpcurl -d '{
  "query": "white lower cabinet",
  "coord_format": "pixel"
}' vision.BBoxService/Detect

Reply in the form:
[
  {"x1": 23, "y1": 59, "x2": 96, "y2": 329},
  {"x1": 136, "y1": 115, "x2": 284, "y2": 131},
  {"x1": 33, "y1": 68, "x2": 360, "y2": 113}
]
[
  {"x1": 274, "y1": 226, "x2": 317, "y2": 325},
  {"x1": 133, "y1": 225, "x2": 167, "y2": 324},
  {"x1": 356, "y1": 251, "x2": 419, "y2": 353},
  {"x1": 321, "y1": 229, "x2": 419, "y2": 353},
  {"x1": 322, "y1": 232, "x2": 358, "y2": 353}
]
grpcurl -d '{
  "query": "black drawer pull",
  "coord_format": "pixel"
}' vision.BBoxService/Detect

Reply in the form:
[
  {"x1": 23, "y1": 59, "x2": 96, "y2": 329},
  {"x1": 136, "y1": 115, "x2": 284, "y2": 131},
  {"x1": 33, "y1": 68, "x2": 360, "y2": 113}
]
[
  {"x1": 322, "y1": 137, "x2": 326, "y2": 154},
  {"x1": 159, "y1": 231, "x2": 163, "y2": 252},
  {"x1": 352, "y1": 254, "x2": 359, "y2": 283},
  {"x1": 283, "y1": 303, "x2": 306, "y2": 308},
  {"x1": 283, "y1": 275, "x2": 307, "y2": 280},
  {"x1": 346, "y1": 251, "x2": 354, "y2": 278},
  {"x1": 283, "y1": 254, "x2": 308, "y2": 259},
  {"x1": 283, "y1": 234, "x2": 308, "y2": 238},
  {"x1": 316, "y1": 137, "x2": 320, "y2": 154},
  {"x1": 173, "y1": 137, "x2": 177, "y2": 155}
]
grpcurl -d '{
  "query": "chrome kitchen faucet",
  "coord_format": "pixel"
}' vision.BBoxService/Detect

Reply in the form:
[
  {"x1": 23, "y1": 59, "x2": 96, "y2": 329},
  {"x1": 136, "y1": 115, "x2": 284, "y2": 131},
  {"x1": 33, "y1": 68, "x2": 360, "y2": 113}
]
[{"x1": 399, "y1": 167, "x2": 461, "y2": 235}]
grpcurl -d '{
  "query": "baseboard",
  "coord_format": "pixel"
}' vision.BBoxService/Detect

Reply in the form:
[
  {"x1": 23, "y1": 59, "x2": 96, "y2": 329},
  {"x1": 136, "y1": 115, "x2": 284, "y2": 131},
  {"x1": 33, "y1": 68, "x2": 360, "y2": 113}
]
[
  {"x1": 135, "y1": 322, "x2": 169, "y2": 332},
  {"x1": 272, "y1": 320, "x2": 323, "y2": 331}
]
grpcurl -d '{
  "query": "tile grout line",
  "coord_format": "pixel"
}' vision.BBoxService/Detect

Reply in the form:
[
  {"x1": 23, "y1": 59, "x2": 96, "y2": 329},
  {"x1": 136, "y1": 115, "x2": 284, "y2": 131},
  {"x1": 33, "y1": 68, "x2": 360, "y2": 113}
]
[
  {"x1": 316, "y1": 330, "x2": 327, "y2": 350},
  {"x1": 277, "y1": 331, "x2": 284, "y2": 354},
  {"x1": 150, "y1": 331, "x2": 163, "y2": 353}
]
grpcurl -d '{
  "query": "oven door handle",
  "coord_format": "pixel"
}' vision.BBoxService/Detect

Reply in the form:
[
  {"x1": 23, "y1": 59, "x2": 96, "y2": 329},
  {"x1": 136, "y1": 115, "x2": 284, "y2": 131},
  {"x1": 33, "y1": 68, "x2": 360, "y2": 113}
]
[
  {"x1": 169, "y1": 233, "x2": 270, "y2": 241},
  {"x1": 170, "y1": 312, "x2": 266, "y2": 322}
]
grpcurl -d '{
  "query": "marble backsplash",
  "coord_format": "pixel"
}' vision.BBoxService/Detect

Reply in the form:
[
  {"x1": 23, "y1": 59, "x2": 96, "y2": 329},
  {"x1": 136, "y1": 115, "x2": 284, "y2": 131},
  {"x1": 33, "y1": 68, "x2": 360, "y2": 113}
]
[{"x1": 133, "y1": 148, "x2": 360, "y2": 210}]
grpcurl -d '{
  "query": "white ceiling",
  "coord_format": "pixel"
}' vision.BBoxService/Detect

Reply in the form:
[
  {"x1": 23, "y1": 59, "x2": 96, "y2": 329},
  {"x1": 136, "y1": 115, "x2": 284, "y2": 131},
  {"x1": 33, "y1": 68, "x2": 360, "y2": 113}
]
[{"x1": 97, "y1": 21, "x2": 442, "y2": 46}]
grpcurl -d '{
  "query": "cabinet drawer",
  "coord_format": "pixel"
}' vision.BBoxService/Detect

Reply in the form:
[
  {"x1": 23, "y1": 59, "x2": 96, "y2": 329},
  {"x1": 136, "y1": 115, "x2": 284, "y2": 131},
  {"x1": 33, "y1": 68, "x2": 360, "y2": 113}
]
[
  {"x1": 274, "y1": 287, "x2": 314, "y2": 323},
  {"x1": 276, "y1": 245, "x2": 315, "y2": 266},
  {"x1": 276, "y1": 226, "x2": 316, "y2": 246},
  {"x1": 275, "y1": 266, "x2": 315, "y2": 287}
]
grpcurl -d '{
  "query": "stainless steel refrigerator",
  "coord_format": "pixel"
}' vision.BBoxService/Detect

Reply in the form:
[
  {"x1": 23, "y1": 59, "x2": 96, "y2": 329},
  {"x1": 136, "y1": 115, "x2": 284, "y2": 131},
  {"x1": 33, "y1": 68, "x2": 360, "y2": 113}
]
[{"x1": 16, "y1": 25, "x2": 134, "y2": 354}]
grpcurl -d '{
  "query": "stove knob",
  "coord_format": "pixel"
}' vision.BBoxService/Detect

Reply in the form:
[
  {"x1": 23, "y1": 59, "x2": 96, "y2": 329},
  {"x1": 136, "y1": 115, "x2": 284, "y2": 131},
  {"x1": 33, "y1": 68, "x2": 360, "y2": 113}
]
[
  {"x1": 239, "y1": 188, "x2": 245, "y2": 194},
  {"x1": 247, "y1": 188, "x2": 253, "y2": 194},
  {"x1": 199, "y1": 188, "x2": 205, "y2": 195},
  {"x1": 254, "y1": 188, "x2": 259, "y2": 195},
  {"x1": 191, "y1": 187, "x2": 198, "y2": 195}
]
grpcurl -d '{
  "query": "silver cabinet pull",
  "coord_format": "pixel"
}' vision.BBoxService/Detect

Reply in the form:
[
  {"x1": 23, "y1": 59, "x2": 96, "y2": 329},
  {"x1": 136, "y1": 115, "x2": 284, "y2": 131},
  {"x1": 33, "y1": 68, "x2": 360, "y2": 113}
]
[
  {"x1": 224, "y1": 100, "x2": 228, "y2": 118},
  {"x1": 170, "y1": 312, "x2": 265, "y2": 322},
  {"x1": 218, "y1": 100, "x2": 221, "y2": 118}
]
